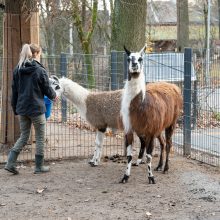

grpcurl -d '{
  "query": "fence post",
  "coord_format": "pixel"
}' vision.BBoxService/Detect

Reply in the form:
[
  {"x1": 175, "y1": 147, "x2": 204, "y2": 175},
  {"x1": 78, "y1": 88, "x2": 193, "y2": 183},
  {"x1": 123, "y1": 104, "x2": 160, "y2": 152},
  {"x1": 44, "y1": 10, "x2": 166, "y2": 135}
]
[
  {"x1": 123, "y1": 52, "x2": 128, "y2": 80},
  {"x1": 192, "y1": 80, "x2": 198, "y2": 129},
  {"x1": 111, "y1": 50, "x2": 117, "y2": 90},
  {"x1": 60, "y1": 53, "x2": 67, "y2": 123},
  {"x1": 183, "y1": 48, "x2": 192, "y2": 156}
]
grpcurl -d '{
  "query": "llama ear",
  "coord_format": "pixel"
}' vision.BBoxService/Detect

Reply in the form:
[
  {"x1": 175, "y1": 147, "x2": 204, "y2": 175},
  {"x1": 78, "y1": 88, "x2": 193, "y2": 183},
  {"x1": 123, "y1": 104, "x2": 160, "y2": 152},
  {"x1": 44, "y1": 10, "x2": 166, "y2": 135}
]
[
  {"x1": 124, "y1": 46, "x2": 131, "y2": 56},
  {"x1": 50, "y1": 75, "x2": 59, "y2": 82},
  {"x1": 139, "y1": 45, "x2": 147, "y2": 56},
  {"x1": 55, "y1": 85, "x2": 60, "y2": 90}
]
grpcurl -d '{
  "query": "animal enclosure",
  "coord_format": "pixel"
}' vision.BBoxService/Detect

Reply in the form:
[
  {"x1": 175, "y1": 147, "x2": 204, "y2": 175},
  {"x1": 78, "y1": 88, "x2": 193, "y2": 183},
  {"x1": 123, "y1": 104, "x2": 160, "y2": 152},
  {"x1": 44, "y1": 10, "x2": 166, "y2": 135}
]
[{"x1": 0, "y1": 50, "x2": 220, "y2": 168}]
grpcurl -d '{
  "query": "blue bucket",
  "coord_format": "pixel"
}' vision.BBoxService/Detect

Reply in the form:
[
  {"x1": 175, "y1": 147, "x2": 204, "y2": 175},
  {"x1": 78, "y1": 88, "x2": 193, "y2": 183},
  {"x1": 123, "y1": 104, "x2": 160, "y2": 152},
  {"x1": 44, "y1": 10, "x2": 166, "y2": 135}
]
[{"x1": 44, "y1": 96, "x2": 53, "y2": 119}]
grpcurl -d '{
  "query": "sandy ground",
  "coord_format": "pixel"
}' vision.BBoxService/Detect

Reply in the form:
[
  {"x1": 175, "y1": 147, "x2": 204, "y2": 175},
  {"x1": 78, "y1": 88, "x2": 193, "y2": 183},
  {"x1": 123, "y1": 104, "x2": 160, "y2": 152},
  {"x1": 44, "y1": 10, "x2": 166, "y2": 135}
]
[{"x1": 0, "y1": 155, "x2": 220, "y2": 220}]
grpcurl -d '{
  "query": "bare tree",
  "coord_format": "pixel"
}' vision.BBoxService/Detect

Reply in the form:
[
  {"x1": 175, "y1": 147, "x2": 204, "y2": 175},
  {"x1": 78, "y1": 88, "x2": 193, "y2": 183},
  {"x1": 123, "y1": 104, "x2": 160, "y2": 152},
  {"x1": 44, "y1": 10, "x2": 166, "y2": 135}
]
[
  {"x1": 218, "y1": 0, "x2": 220, "y2": 38},
  {"x1": 70, "y1": 0, "x2": 98, "y2": 88},
  {"x1": 38, "y1": 0, "x2": 72, "y2": 74}
]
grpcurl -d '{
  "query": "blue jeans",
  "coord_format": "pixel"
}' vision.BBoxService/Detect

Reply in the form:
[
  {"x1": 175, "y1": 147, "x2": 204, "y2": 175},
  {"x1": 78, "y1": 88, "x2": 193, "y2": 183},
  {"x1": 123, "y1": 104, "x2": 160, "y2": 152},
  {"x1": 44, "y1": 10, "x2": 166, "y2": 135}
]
[{"x1": 11, "y1": 114, "x2": 46, "y2": 156}]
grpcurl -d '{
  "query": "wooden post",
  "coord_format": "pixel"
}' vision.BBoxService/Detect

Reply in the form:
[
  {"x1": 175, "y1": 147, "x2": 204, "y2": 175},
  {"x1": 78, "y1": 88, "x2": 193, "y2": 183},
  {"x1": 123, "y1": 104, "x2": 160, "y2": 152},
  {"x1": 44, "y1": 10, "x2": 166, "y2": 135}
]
[{"x1": 0, "y1": 1, "x2": 39, "y2": 145}]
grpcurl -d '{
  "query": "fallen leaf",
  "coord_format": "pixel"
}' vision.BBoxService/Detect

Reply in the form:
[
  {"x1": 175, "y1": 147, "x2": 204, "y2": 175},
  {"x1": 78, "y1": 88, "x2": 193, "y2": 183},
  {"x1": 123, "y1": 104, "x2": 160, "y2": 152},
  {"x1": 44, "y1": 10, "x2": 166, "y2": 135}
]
[
  {"x1": 146, "y1": 211, "x2": 152, "y2": 216},
  {"x1": 105, "y1": 130, "x2": 113, "y2": 136},
  {"x1": 36, "y1": 186, "x2": 47, "y2": 194}
]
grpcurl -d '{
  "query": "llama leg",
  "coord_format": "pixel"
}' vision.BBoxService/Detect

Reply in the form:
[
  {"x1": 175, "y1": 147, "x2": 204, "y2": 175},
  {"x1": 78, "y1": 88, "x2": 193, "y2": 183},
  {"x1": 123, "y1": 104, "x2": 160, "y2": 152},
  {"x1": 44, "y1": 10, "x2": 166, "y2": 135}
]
[
  {"x1": 146, "y1": 138, "x2": 156, "y2": 184},
  {"x1": 133, "y1": 136, "x2": 145, "y2": 166},
  {"x1": 89, "y1": 129, "x2": 105, "y2": 166},
  {"x1": 163, "y1": 126, "x2": 174, "y2": 173},
  {"x1": 120, "y1": 132, "x2": 133, "y2": 183},
  {"x1": 155, "y1": 134, "x2": 166, "y2": 171}
]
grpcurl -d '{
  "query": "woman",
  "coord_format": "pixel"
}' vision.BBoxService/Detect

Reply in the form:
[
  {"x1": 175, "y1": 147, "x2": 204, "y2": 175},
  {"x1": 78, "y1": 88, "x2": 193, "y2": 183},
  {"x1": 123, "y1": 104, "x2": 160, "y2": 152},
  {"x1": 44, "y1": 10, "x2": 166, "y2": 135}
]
[{"x1": 5, "y1": 43, "x2": 57, "y2": 174}]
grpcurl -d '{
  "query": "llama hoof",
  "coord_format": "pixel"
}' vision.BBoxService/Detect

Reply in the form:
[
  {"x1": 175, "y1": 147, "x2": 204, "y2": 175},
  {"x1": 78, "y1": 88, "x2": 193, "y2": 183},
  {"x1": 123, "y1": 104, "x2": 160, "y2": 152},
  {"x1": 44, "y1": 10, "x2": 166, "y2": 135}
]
[
  {"x1": 163, "y1": 166, "x2": 169, "y2": 174},
  {"x1": 154, "y1": 166, "x2": 163, "y2": 171},
  {"x1": 119, "y1": 174, "x2": 129, "y2": 183},
  {"x1": 148, "y1": 176, "x2": 156, "y2": 184},
  {"x1": 88, "y1": 161, "x2": 98, "y2": 167},
  {"x1": 163, "y1": 170, "x2": 169, "y2": 174}
]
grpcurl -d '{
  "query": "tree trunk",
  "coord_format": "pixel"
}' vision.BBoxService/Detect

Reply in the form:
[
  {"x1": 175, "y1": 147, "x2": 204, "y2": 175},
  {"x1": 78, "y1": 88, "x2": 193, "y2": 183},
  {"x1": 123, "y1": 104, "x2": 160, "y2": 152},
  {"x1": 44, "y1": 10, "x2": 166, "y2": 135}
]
[
  {"x1": 176, "y1": 0, "x2": 189, "y2": 52},
  {"x1": 111, "y1": 0, "x2": 147, "y2": 51},
  {"x1": 71, "y1": 0, "x2": 98, "y2": 88},
  {"x1": 203, "y1": 3, "x2": 208, "y2": 50},
  {"x1": 0, "y1": 0, "x2": 39, "y2": 145},
  {"x1": 110, "y1": 0, "x2": 146, "y2": 89},
  {"x1": 218, "y1": 0, "x2": 220, "y2": 39},
  {"x1": 83, "y1": 42, "x2": 95, "y2": 89}
]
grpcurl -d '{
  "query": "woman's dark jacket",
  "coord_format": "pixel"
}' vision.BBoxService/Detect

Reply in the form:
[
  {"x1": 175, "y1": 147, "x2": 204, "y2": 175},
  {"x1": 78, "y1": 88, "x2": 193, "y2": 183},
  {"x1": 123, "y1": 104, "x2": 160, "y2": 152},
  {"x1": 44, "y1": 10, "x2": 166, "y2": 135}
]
[{"x1": 11, "y1": 59, "x2": 56, "y2": 116}]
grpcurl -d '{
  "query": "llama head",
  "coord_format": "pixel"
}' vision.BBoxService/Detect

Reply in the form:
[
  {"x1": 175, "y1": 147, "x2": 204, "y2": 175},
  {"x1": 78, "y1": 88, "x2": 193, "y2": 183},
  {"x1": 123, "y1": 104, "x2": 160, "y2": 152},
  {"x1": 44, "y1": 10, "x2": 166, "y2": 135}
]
[
  {"x1": 124, "y1": 46, "x2": 146, "y2": 80},
  {"x1": 49, "y1": 75, "x2": 64, "y2": 97}
]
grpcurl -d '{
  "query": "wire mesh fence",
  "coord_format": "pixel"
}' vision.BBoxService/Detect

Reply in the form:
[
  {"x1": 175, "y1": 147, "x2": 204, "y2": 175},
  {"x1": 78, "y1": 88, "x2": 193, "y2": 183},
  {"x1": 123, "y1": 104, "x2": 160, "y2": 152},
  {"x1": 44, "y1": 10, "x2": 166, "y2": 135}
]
[
  {"x1": 0, "y1": 49, "x2": 220, "y2": 167},
  {"x1": 187, "y1": 48, "x2": 220, "y2": 166}
]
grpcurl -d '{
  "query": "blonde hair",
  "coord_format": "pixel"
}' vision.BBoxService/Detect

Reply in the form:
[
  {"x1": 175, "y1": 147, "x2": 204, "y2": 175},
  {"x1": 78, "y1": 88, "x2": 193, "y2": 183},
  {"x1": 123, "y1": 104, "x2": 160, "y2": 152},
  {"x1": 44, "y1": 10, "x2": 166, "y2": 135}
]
[
  {"x1": 18, "y1": 43, "x2": 41, "y2": 69},
  {"x1": 18, "y1": 44, "x2": 32, "y2": 69}
]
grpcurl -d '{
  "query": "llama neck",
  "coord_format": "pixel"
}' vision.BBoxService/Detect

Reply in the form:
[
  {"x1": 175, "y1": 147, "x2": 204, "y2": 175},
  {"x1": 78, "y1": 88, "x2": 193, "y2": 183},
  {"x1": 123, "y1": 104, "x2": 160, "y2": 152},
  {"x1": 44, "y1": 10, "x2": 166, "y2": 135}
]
[
  {"x1": 121, "y1": 71, "x2": 145, "y2": 133},
  {"x1": 125, "y1": 72, "x2": 145, "y2": 100},
  {"x1": 59, "y1": 78, "x2": 89, "y2": 119}
]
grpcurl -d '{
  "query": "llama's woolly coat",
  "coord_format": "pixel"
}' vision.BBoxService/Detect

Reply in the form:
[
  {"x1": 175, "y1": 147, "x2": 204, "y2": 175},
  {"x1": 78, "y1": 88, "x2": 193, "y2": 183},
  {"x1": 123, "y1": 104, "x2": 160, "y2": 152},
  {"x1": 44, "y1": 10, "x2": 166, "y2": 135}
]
[
  {"x1": 86, "y1": 90, "x2": 123, "y2": 130},
  {"x1": 59, "y1": 77, "x2": 123, "y2": 130},
  {"x1": 129, "y1": 81, "x2": 183, "y2": 137}
]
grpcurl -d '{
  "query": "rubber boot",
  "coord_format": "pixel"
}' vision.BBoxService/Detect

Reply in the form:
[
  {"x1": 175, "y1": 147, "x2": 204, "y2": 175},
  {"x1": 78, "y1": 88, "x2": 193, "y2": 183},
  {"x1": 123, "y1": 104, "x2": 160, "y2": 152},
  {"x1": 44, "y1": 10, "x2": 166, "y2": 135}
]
[
  {"x1": 34, "y1": 155, "x2": 50, "y2": 174},
  {"x1": 4, "y1": 151, "x2": 19, "y2": 174}
]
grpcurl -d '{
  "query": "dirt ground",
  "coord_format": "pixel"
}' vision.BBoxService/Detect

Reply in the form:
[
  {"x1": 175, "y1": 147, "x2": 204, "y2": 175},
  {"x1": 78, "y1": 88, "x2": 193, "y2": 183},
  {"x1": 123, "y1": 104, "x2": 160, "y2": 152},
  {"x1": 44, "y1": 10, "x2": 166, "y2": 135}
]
[{"x1": 0, "y1": 154, "x2": 220, "y2": 220}]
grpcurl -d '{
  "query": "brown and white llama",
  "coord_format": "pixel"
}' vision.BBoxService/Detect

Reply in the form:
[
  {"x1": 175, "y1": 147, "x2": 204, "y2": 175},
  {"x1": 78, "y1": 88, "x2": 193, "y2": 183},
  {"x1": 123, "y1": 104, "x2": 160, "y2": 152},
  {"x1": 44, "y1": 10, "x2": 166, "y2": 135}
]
[
  {"x1": 49, "y1": 76, "x2": 165, "y2": 168},
  {"x1": 120, "y1": 46, "x2": 183, "y2": 184}
]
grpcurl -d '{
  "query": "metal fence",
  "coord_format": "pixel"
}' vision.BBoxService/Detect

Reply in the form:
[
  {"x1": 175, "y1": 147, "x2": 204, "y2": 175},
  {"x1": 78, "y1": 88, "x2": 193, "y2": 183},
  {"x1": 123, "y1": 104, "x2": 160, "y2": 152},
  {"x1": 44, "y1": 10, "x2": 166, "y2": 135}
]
[
  {"x1": 186, "y1": 48, "x2": 220, "y2": 166},
  {"x1": 0, "y1": 48, "x2": 220, "y2": 167}
]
